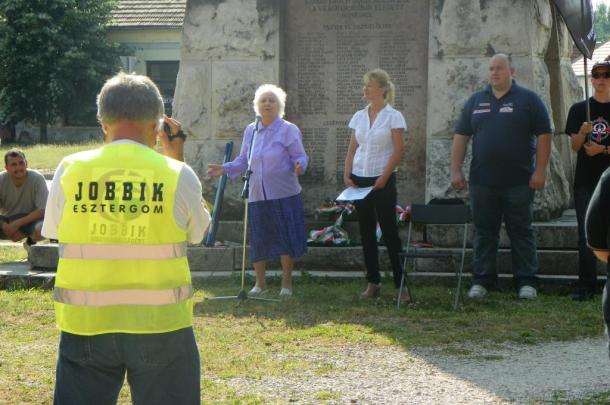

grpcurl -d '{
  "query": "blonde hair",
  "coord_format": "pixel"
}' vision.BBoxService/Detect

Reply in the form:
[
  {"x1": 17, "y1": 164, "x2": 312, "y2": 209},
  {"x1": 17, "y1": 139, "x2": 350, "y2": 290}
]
[
  {"x1": 252, "y1": 84, "x2": 287, "y2": 118},
  {"x1": 363, "y1": 68, "x2": 395, "y2": 106}
]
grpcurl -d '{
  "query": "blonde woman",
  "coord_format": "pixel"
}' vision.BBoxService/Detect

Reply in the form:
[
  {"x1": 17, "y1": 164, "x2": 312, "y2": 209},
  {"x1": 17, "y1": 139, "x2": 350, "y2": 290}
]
[{"x1": 343, "y1": 69, "x2": 409, "y2": 304}]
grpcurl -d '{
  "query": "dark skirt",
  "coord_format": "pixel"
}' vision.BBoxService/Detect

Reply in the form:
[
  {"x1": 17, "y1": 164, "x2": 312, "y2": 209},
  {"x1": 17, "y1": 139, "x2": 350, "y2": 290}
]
[{"x1": 248, "y1": 193, "x2": 307, "y2": 262}]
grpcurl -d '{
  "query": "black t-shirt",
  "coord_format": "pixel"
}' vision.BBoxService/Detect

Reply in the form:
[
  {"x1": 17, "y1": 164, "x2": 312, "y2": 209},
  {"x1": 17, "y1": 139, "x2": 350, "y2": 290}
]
[{"x1": 564, "y1": 98, "x2": 610, "y2": 188}]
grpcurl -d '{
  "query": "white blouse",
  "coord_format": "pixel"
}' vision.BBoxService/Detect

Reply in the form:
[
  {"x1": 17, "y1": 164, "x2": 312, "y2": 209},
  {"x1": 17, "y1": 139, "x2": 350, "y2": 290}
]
[{"x1": 348, "y1": 104, "x2": 407, "y2": 177}]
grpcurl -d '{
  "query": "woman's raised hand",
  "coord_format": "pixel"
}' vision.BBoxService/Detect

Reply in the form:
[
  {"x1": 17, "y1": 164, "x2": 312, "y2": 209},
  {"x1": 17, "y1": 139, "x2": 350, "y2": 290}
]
[{"x1": 207, "y1": 164, "x2": 225, "y2": 178}]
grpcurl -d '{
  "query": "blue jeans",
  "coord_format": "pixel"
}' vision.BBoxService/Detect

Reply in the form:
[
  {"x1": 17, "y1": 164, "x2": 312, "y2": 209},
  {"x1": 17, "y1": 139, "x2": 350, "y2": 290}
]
[
  {"x1": 574, "y1": 186, "x2": 598, "y2": 292},
  {"x1": 470, "y1": 184, "x2": 538, "y2": 289},
  {"x1": 54, "y1": 327, "x2": 200, "y2": 405}
]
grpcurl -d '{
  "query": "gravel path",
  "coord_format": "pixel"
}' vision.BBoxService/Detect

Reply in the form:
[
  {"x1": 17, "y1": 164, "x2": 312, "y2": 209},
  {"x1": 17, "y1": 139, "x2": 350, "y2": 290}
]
[{"x1": 225, "y1": 337, "x2": 610, "y2": 404}]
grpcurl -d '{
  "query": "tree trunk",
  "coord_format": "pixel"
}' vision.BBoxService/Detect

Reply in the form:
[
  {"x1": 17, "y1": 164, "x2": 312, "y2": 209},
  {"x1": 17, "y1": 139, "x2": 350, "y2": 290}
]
[
  {"x1": 39, "y1": 122, "x2": 48, "y2": 144},
  {"x1": 9, "y1": 123, "x2": 16, "y2": 143}
]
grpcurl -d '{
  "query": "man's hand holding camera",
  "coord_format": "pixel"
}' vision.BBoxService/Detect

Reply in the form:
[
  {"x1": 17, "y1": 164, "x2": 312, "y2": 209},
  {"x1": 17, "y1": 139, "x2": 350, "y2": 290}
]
[{"x1": 158, "y1": 115, "x2": 187, "y2": 162}]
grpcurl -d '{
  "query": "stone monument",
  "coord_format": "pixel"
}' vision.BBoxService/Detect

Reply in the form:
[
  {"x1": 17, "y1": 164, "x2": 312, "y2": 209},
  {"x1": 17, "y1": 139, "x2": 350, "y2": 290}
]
[{"x1": 174, "y1": 0, "x2": 579, "y2": 220}]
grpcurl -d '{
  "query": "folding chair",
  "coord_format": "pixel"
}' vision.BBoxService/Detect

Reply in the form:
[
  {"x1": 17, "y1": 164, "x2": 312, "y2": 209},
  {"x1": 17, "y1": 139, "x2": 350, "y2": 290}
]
[{"x1": 397, "y1": 201, "x2": 471, "y2": 310}]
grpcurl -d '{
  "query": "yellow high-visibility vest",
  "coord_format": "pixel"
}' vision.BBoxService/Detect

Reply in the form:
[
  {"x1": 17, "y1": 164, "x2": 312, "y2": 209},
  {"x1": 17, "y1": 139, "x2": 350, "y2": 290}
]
[{"x1": 54, "y1": 143, "x2": 193, "y2": 335}]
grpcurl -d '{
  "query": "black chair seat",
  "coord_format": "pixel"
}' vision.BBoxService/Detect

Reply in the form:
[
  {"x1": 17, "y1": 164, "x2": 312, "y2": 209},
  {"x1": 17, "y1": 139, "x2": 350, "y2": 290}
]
[{"x1": 398, "y1": 200, "x2": 471, "y2": 310}]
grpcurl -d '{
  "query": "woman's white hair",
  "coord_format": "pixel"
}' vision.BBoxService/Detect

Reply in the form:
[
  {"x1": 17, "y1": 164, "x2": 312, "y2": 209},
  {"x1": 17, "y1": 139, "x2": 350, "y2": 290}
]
[{"x1": 252, "y1": 84, "x2": 286, "y2": 118}]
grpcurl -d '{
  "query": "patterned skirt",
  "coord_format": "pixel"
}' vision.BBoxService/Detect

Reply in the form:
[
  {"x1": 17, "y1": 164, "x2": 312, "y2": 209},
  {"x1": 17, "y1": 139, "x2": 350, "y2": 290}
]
[{"x1": 248, "y1": 193, "x2": 307, "y2": 263}]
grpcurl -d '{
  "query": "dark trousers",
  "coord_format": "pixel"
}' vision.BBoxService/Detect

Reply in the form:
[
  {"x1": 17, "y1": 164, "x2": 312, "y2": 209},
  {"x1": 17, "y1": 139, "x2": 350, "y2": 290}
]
[
  {"x1": 574, "y1": 185, "x2": 598, "y2": 292},
  {"x1": 0, "y1": 213, "x2": 39, "y2": 239},
  {"x1": 352, "y1": 173, "x2": 403, "y2": 288},
  {"x1": 470, "y1": 184, "x2": 538, "y2": 289},
  {"x1": 54, "y1": 327, "x2": 200, "y2": 405}
]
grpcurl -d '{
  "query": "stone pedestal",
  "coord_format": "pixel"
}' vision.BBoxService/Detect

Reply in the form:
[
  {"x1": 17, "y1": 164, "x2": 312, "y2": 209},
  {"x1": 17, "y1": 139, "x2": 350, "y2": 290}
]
[
  {"x1": 176, "y1": 0, "x2": 577, "y2": 220},
  {"x1": 426, "y1": 0, "x2": 574, "y2": 220},
  {"x1": 174, "y1": 0, "x2": 282, "y2": 217}
]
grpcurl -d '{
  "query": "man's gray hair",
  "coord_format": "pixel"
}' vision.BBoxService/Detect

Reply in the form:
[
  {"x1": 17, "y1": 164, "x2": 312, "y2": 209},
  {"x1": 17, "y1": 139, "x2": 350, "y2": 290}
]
[{"x1": 97, "y1": 72, "x2": 164, "y2": 124}]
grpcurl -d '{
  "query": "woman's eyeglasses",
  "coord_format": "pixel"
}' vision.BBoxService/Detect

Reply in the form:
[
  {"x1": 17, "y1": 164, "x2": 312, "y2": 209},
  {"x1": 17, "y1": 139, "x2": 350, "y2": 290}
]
[{"x1": 592, "y1": 72, "x2": 610, "y2": 79}]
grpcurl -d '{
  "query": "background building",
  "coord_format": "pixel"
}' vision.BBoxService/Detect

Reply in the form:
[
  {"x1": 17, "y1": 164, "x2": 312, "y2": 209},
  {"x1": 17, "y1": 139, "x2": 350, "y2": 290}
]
[
  {"x1": 572, "y1": 41, "x2": 610, "y2": 97},
  {"x1": 109, "y1": 0, "x2": 186, "y2": 115}
]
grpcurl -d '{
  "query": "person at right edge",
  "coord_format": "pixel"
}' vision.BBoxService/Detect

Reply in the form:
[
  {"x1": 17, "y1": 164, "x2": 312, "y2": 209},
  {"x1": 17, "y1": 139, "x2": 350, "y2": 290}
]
[
  {"x1": 565, "y1": 60, "x2": 610, "y2": 301},
  {"x1": 343, "y1": 68, "x2": 409, "y2": 304},
  {"x1": 451, "y1": 53, "x2": 552, "y2": 300},
  {"x1": 43, "y1": 72, "x2": 210, "y2": 404},
  {"x1": 585, "y1": 162, "x2": 610, "y2": 358}
]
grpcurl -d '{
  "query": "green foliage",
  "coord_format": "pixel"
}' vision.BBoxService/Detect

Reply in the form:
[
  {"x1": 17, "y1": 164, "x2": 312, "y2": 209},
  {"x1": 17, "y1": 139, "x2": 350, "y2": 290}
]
[
  {"x1": 594, "y1": 3, "x2": 610, "y2": 44},
  {"x1": 0, "y1": 0, "x2": 124, "y2": 141}
]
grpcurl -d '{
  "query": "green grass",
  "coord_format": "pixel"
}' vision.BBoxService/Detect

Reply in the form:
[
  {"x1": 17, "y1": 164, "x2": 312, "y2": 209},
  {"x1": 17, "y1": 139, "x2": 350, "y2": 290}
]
[
  {"x1": 0, "y1": 246, "x2": 27, "y2": 263},
  {"x1": 1, "y1": 141, "x2": 102, "y2": 172},
  {"x1": 0, "y1": 267, "x2": 605, "y2": 404},
  {"x1": 533, "y1": 391, "x2": 610, "y2": 404}
]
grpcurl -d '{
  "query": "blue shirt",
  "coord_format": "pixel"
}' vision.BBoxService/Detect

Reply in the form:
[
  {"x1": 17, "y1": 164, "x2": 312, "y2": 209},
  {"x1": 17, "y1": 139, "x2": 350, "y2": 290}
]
[{"x1": 455, "y1": 81, "x2": 552, "y2": 187}]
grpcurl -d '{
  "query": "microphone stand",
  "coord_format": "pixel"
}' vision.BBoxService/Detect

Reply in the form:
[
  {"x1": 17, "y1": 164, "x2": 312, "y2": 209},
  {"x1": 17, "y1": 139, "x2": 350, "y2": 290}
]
[{"x1": 207, "y1": 117, "x2": 279, "y2": 304}]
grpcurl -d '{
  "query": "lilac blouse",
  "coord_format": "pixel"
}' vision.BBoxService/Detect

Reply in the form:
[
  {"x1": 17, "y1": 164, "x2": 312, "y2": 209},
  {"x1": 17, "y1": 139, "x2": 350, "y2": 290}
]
[{"x1": 223, "y1": 117, "x2": 309, "y2": 202}]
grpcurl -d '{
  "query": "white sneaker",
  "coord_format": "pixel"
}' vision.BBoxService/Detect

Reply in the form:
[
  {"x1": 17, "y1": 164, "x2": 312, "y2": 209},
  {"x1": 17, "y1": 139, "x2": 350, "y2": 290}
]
[
  {"x1": 468, "y1": 284, "x2": 487, "y2": 299},
  {"x1": 279, "y1": 288, "x2": 293, "y2": 299},
  {"x1": 518, "y1": 285, "x2": 537, "y2": 300},
  {"x1": 248, "y1": 286, "x2": 265, "y2": 297}
]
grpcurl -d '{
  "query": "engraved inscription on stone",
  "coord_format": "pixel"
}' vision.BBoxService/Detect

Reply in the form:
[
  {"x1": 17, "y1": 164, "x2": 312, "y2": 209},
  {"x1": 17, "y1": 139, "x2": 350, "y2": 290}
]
[
  {"x1": 301, "y1": 127, "x2": 329, "y2": 184},
  {"x1": 284, "y1": 0, "x2": 429, "y2": 202},
  {"x1": 335, "y1": 126, "x2": 351, "y2": 184},
  {"x1": 297, "y1": 33, "x2": 328, "y2": 115}
]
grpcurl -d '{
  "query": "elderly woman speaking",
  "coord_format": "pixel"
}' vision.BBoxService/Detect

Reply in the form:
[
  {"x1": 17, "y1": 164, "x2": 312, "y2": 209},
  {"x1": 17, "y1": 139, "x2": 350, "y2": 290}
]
[{"x1": 208, "y1": 84, "x2": 308, "y2": 298}]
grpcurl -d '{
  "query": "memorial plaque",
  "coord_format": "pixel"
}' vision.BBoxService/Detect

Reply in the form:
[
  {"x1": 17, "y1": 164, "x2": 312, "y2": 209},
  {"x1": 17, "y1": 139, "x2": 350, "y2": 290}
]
[{"x1": 284, "y1": 0, "x2": 429, "y2": 207}]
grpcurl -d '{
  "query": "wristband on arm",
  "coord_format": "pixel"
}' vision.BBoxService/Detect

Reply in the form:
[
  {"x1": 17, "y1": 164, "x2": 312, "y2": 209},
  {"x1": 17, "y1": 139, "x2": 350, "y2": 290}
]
[{"x1": 169, "y1": 129, "x2": 187, "y2": 141}]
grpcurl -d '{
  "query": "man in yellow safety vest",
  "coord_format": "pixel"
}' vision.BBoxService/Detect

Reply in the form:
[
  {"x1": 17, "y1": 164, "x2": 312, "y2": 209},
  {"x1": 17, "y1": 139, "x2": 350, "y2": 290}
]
[{"x1": 42, "y1": 72, "x2": 210, "y2": 404}]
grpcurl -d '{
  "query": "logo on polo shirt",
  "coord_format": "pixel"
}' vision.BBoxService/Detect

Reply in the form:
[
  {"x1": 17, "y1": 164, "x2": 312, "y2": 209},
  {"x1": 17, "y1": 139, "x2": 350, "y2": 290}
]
[
  {"x1": 472, "y1": 103, "x2": 491, "y2": 115},
  {"x1": 499, "y1": 102, "x2": 513, "y2": 113},
  {"x1": 590, "y1": 116, "x2": 610, "y2": 144},
  {"x1": 473, "y1": 102, "x2": 491, "y2": 114}
]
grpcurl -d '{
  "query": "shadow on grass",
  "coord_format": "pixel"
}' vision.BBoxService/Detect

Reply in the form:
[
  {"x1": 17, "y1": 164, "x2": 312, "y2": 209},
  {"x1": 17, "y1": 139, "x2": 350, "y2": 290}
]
[{"x1": 193, "y1": 275, "x2": 606, "y2": 403}]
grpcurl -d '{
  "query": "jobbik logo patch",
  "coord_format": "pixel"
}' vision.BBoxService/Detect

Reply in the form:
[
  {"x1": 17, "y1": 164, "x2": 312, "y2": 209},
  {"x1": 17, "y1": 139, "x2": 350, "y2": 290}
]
[
  {"x1": 70, "y1": 168, "x2": 166, "y2": 242},
  {"x1": 590, "y1": 117, "x2": 610, "y2": 144}
]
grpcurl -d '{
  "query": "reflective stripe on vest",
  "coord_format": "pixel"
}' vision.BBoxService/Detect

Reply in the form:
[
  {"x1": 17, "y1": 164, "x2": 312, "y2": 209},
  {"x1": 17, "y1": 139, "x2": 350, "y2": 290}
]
[
  {"x1": 54, "y1": 285, "x2": 193, "y2": 307},
  {"x1": 59, "y1": 242, "x2": 187, "y2": 260}
]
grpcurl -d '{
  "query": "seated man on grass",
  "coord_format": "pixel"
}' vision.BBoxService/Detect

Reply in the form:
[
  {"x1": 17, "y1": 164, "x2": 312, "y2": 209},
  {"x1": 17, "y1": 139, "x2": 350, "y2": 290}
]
[{"x1": 0, "y1": 148, "x2": 48, "y2": 251}]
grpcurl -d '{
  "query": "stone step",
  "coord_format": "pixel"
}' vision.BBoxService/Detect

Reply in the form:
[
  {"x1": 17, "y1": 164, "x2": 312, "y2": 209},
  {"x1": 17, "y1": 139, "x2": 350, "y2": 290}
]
[
  {"x1": 25, "y1": 210, "x2": 583, "y2": 276},
  {"x1": 213, "y1": 209, "x2": 578, "y2": 249},
  {"x1": 27, "y1": 244, "x2": 595, "y2": 277},
  {"x1": 1, "y1": 262, "x2": 594, "y2": 292}
]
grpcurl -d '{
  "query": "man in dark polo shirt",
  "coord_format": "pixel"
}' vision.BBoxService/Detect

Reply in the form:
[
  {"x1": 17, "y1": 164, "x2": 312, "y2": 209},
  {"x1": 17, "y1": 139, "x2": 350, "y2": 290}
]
[
  {"x1": 450, "y1": 53, "x2": 552, "y2": 300},
  {"x1": 585, "y1": 168, "x2": 610, "y2": 356},
  {"x1": 565, "y1": 60, "x2": 610, "y2": 301}
]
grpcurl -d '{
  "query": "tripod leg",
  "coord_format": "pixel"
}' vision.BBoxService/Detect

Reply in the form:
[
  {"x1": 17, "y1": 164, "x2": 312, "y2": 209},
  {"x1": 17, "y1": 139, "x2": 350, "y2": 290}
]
[{"x1": 240, "y1": 199, "x2": 249, "y2": 294}]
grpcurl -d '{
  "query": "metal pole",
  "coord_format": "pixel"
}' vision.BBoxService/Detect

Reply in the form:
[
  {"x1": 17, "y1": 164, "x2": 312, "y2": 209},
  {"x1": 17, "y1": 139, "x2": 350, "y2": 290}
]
[{"x1": 582, "y1": 0, "x2": 591, "y2": 121}]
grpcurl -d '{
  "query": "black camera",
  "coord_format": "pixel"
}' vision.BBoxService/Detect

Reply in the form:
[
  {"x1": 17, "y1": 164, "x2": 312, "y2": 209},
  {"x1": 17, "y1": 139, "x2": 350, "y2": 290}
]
[{"x1": 162, "y1": 122, "x2": 187, "y2": 141}]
